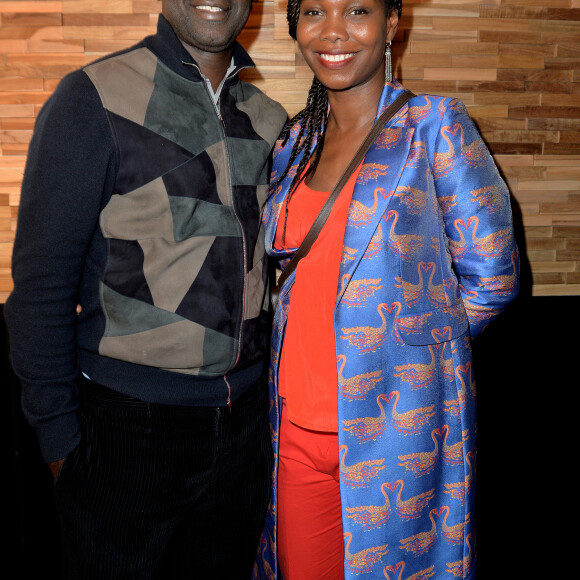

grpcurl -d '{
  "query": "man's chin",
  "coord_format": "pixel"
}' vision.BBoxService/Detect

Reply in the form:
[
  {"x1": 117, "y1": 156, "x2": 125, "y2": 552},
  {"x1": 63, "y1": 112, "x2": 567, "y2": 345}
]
[{"x1": 182, "y1": 37, "x2": 237, "y2": 57}]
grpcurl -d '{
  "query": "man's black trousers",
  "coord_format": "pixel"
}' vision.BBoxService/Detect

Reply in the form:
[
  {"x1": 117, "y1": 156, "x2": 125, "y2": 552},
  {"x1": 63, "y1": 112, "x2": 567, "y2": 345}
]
[{"x1": 53, "y1": 374, "x2": 273, "y2": 579}]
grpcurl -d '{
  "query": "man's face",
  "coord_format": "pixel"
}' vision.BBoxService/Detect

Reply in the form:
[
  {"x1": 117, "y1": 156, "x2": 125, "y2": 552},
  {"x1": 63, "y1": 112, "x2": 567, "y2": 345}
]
[{"x1": 162, "y1": 0, "x2": 252, "y2": 54}]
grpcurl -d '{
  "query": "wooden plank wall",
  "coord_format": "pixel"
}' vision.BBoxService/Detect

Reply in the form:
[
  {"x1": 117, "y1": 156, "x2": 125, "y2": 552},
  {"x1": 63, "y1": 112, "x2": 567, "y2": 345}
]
[{"x1": 0, "y1": 0, "x2": 579, "y2": 302}]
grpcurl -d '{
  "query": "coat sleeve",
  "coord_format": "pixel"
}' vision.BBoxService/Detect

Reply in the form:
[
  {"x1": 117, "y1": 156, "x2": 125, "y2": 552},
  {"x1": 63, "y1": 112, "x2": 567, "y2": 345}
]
[
  {"x1": 4, "y1": 71, "x2": 117, "y2": 463},
  {"x1": 431, "y1": 98, "x2": 519, "y2": 337}
]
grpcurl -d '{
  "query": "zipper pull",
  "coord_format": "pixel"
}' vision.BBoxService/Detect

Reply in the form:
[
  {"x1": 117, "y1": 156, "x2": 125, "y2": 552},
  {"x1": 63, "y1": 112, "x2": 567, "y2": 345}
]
[{"x1": 224, "y1": 376, "x2": 232, "y2": 413}]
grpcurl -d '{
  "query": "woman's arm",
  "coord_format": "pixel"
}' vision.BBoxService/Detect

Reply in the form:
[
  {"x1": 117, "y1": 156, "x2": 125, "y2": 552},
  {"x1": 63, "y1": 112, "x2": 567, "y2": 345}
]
[{"x1": 432, "y1": 99, "x2": 519, "y2": 337}]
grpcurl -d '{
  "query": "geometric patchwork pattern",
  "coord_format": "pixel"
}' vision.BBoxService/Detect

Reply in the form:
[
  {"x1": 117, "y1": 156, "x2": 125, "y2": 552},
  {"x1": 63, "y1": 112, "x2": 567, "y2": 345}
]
[
  {"x1": 175, "y1": 236, "x2": 243, "y2": 338},
  {"x1": 109, "y1": 112, "x2": 196, "y2": 196},
  {"x1": 86, "y1": 44, "x2": 286, "y2": 375}
]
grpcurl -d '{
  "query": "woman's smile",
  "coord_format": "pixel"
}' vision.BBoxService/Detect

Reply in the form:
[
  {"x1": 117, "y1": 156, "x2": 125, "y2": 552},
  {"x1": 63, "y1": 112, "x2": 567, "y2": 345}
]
[{"x1": 317, "y1": 51, "x2": 357, "y2": 67}]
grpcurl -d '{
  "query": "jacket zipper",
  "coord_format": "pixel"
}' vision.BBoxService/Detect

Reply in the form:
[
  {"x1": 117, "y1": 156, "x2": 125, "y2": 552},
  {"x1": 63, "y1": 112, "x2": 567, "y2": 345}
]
[{"x1": 185, "y1": 62, "x2": 250, "y2": 409}]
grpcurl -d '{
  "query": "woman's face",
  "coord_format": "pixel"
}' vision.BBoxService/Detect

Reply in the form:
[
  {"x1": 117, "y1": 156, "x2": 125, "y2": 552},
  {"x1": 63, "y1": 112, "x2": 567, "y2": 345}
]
[{"x1": 296, "y1": 0, "x2": 398, "y2": 93}]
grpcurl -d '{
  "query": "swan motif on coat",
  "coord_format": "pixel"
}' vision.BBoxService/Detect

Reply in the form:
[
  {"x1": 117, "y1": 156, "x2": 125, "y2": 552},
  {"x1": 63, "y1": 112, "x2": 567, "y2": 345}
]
[
  {"x1": 399, "y1": 507, "x2": 442, "y2": 556},
  {"x1": 440, "y1": 425, "x2": 469, "y2": 466},
  {"x1": 440, "y1": 505, "x2": 471, "y2": 545},
  {"x1": 340, "y1": 445, "x2": 386, "y2": 488},
  {"x1": 477, "y1": 248, "x2": 519, "y2": 296},
  {"x1": 393, "y1": 344, "x2": 437, "y2": 389},
  {"x1": 345, "y1": 482, "x2": 392, "y2": 530},
  {"x1": 444, "y1": 449, "x2": 475, "y2": 504},
  {"x1": 347, "y1": 186, "x2": 387, "y2": 228},
  {"x1": 394, "y1": 262, "x2": 427, "y2": 307},
  {"x1": 470, "y1": 184, "x2": 505, "y2": 212},
  {"x1": 453, "y1": 215, "x2": 512, "y2": 258},
  {"x1": 344, "y1": 532, "x2": 389, "y2": 574},
  {"x1": 387, "y1": 390, "x2": 436, "y2": 435},
  {"x1": 383, "y1": 561, "x2": 436, "y2": 580},
  {"x1": 337, "y1": 354, "x2": 383, "y2": 401},
  {"x1": 432, "y1": 125, "x2": 458, "y2": 178},
  {"x1": 424, "y1": 261, "x2": 448, "y2": 307},
  {"x1": 455, "y1": 122, "x2": 488, "y2": 167},
  {"x1": 446, "y1": 533, "x2": 475, "y2": 577},
  {"x1": 388, "y1": 479, "x2": 435, "y2": 520},
  {"x1": 340, "y1": 302, "x2": 392, "y2": 353},
  {"x1": 398, "y1": 428, "x2": 441, "y2": 477},
  {"x1": 340, "y1": 274, "x2": 383, "y2": 307},
  {"x1": 342, "y1": 393, "x2": 390, "y2": 442},
  {"x1": 384, "y1": 210, "x2": 424, "y2": 260}
]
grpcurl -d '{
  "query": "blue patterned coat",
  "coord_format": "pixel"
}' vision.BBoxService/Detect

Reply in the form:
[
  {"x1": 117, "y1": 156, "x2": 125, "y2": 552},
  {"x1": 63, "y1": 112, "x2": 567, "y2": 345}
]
[{"x1": 253, "y1": 80, "x2": 519, "y2": 579}]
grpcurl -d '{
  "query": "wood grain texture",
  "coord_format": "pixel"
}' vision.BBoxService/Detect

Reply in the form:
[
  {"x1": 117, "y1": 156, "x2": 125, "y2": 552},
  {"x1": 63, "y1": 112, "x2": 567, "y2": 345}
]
[{"x1": 0, "y1": 0, "x2": 579, "y2": 300}]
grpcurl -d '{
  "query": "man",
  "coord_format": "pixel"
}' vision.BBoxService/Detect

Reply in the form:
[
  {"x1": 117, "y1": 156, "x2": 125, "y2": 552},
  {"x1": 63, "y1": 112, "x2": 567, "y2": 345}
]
[{"x1": 5, "y1": 0, "x2": 287, "y2": 577}]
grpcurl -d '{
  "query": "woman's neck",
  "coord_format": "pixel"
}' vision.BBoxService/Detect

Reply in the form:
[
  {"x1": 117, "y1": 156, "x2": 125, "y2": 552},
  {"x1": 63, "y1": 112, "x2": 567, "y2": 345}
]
[{"x1": 325, "y1": 76, "x2": 385, "y2": 135}]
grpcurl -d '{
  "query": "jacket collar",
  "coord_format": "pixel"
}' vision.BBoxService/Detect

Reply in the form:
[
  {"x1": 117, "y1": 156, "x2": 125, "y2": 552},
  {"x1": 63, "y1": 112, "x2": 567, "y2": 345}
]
[
  {"x1": 376, "y1": 78, "x2": 412, "y2": 119},
  {"x1": 142, "y1": 14, "x2": 255, "y2": 84}
]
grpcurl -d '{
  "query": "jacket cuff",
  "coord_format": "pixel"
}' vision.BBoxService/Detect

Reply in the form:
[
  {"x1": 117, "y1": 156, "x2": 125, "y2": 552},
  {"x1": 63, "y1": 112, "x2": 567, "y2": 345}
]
[{"x1": 34, "y1": 414, "x2": 81, "y2": 464}]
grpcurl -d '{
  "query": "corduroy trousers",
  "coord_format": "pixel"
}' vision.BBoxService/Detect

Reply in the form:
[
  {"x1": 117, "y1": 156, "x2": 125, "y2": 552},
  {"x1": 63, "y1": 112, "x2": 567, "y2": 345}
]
[{"x1": 53, "y1": 375, "x2": 272, "y2": 579}]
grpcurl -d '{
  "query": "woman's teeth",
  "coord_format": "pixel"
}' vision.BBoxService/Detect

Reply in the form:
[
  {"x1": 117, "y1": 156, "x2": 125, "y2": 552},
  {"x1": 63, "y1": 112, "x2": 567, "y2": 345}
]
[{"x1": 319, "y1": 53, "x2": 355, "y2": 62}]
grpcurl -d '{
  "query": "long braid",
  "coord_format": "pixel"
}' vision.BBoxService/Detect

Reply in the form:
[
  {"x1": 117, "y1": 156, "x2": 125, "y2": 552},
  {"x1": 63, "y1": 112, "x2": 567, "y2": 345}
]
[
  {"x1": 274, "y1": 0, "x2": 403, "y2": 243},
  {"x1": 272, "y1": 0, "x2": 321, "y2": 185},
  {"x1": 277, "y1": 77, "x2": 328, "y2": 244},
  {"x1": 287, "y1": 0, "x2": 301, "y2": 40}
]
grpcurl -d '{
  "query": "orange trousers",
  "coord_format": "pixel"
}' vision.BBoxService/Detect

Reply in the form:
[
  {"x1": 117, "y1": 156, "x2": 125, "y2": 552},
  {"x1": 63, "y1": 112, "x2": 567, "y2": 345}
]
[{"x1": 278, "y1": 399, "x2": 344, "y2": 580}]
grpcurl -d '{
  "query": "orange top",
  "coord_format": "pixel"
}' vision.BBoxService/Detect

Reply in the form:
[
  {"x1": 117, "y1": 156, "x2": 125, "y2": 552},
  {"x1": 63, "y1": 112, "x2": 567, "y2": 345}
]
[{"x1": 274, "y1": 169, "x2": 359, "y2": 432}]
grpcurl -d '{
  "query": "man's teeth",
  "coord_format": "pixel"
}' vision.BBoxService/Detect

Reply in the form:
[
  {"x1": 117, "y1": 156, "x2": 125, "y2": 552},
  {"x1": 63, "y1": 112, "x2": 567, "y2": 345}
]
[
  {"x1": 320, "y1": 53, "x2": 355, "y2": 62},
  {"x1": 197, "y1": 5, "x2": 224, "y2": 11}
]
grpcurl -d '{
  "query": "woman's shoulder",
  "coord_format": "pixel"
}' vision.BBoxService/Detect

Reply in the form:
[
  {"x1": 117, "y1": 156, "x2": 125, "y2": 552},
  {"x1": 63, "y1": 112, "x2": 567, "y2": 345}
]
[{"x1": 404, "y1": 91, "x2": 469, "y2": 125}]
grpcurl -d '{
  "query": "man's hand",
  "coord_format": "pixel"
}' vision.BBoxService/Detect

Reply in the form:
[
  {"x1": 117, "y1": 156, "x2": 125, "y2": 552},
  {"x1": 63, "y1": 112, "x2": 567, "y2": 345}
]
[{"x1": 48, "y1": 458, "x2": 65, "y2": 479}]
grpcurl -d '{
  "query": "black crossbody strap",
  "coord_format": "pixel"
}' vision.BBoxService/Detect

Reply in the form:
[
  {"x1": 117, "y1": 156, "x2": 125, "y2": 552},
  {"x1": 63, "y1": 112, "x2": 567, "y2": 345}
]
[{"x1": 276, "y1": 90, "x2": 415, "y2": 291}]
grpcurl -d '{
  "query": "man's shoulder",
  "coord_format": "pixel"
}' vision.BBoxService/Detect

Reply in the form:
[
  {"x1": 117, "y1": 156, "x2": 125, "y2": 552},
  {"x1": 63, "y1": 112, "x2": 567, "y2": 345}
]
[
  {"x1": 38, "y1": 67, "x2": 103, "y2": 124},
  {"x1": 238, "y1": 80, "x2": 285, "y2": 108},
  {"x1": 234, "y1": 80, "x2": 288, "y2": 135},
  {"x1": 51, "y1": 41, "x2": 150, "y2": 103},
  {"x1": 82, "y1": 41, "x2": 153, "y2": 81},
  {"x1": 236, "y1": 83, "x2": 287, "y2": 145},
  {"x1": 82, "y1": 37, "x2": 146, "y2": 70}
]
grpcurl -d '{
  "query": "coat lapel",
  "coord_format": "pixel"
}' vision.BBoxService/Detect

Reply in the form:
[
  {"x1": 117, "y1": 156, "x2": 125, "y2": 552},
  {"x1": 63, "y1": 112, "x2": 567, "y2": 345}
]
[
  {"x1": 337, "y1": 84, "x2": 415, "y2": 304},
  {"x1": 265, "y1": 81, "x2": 416, "y2": 307}
]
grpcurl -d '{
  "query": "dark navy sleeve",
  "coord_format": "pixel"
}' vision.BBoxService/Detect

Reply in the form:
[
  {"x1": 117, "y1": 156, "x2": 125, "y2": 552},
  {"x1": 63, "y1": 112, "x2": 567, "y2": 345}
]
[{"x1": 4, "y1": 70, "x2": 116, "y2": 463}]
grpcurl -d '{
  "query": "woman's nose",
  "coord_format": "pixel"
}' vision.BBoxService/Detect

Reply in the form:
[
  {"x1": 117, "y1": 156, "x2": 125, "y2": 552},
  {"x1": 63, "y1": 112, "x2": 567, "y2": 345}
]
[{"x1": 320, "y1": 14, "x2": 348, "y2": 43}]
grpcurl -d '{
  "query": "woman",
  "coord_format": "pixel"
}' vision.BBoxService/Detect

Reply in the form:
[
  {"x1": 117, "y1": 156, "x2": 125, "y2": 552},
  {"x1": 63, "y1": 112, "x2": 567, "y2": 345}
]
[{"x1": 255, "y1": 0, "x2": 519, "y2": 578}]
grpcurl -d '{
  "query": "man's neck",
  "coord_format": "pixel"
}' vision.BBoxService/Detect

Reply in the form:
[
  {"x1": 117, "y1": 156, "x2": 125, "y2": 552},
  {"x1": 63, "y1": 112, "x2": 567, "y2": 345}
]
[{"x1": 181, "y1": 42, "x2": 234, "y2": 92}]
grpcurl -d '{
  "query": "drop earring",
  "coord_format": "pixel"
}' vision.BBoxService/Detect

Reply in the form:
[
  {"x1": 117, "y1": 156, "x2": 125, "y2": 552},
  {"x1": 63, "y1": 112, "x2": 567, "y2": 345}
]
[{"x1": 385, "y1": 41, "x2": 392, "y2": 83}]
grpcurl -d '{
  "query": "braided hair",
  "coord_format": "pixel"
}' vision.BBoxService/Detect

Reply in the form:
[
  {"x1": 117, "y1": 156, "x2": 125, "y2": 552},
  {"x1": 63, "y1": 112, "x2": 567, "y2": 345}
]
[{"x1": 273, "y1": 0, "x2": 403, "y2": 208}]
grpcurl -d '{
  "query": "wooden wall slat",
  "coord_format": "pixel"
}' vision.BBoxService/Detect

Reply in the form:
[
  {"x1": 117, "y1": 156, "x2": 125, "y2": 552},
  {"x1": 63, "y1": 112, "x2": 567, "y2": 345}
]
[{"x1": 0, "y1": 0, "x2": 579, "y2": 301}]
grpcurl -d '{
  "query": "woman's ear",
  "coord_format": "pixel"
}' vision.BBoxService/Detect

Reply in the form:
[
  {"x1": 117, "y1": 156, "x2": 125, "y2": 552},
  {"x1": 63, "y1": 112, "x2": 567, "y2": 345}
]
[{"x1": 386, "y1": 9, "x2": 399, "y2": 43}]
